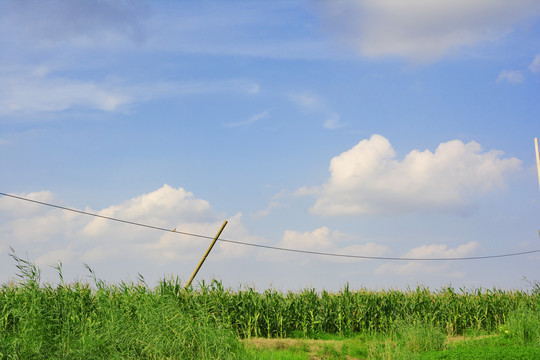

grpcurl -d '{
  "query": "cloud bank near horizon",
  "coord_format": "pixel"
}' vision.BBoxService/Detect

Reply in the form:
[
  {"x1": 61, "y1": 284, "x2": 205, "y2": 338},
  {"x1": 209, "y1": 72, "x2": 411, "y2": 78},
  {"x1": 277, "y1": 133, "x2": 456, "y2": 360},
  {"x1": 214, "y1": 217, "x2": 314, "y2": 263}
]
[{"x1": 0, "y1": 185, "x2": 255, "y2": 274}]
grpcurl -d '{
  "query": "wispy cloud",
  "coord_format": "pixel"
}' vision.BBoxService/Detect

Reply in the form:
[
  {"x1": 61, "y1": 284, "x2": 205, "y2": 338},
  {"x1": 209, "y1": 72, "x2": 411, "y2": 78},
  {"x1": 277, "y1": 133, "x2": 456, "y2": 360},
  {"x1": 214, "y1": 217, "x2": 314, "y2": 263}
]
[
  {"x1": 316, "y1": 0, "x2": 540, "y2": 62},
  {"x1": 253, "y1": 190, "x2": 288, "y2": 218},
  {"x1": 323, "y1": 113, "x2": 345, "y2": 130},
  {"x1": 0, "y1": 0, "x2": 150, "y2": 46},
  {"x1": 288, "y1": 92, "x2": 345, "y2": 130},
  {"x1": 225, "y1": 110, "x2": 270, "y2": 128},
  {"x1": 288, "y1": 92, "x2": 322, "y2": 110},
  {"x1": 253, "y1": 200, "x2": 282, "y2": 218},
  {"x1": 497, "y1": 70, "x2": 524, "y2": 84},
  {"x1": 529, "y1": 54, "x2": 540, "y2": 73},
  {"x1": 0, "y1": 75, "x2": 132, "y2": 114},
  {"x1": 495, "y1": 54, "x2": 540, "y2": 84},
  {"x1": 0, "y1": 67, "x2": 260, "y2": 116}
]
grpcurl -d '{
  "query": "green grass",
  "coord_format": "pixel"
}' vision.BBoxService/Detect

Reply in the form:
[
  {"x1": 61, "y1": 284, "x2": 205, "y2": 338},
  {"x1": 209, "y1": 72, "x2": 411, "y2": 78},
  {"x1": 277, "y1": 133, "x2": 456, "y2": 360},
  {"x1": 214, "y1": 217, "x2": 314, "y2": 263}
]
[
  {"x1": 246, "y1": 331, "x2": 540, "y2": 360},
  {"x1": 1, "y1": 251, "x2": 538, "y2": 359},
  {"x1": 417, "y1": 336, "x2": 540, "y2": 360}
]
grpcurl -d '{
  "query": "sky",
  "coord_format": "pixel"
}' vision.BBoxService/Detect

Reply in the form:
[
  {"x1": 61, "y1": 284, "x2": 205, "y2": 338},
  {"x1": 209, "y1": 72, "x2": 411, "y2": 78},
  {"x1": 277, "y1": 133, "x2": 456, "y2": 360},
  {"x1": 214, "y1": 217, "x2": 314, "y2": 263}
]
[{"x1": 1, "y1": 0, "x2": 540, "y2": 292}]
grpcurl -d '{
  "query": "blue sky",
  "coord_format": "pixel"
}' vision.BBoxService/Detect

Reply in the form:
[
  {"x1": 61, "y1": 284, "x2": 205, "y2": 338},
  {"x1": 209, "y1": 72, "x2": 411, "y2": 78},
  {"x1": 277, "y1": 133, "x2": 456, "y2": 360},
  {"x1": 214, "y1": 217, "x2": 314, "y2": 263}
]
[{"x1": 1, "y1": 0, "x2": 540, "y2": 291}]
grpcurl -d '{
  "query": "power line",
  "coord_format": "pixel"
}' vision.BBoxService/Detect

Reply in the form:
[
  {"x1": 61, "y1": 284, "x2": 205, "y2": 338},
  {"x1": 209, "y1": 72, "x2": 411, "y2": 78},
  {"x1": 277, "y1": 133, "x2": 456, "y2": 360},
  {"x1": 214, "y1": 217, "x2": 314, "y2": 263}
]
[
  {"x1": 1, "y1": 191, "x2": 539, "y2": 261},
  {"x1": 0, "y1": 192, "x2": 212, "y2": 240}
]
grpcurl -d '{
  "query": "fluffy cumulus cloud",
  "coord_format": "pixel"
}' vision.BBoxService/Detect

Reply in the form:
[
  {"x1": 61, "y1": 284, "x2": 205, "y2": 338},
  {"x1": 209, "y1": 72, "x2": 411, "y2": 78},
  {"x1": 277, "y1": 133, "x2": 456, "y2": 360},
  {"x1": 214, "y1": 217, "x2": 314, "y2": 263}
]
[
  {"x1": 0, "y1": 190, "x2": 55, "y2": 217},
  {"x1": 81, "y1": 185, "x2": 214, "y2": 238},
  {"x1": 299, "y1": 135, "x2": 522, "y2": 216},
  {"x1": 262, "y1": 226, "x2": 389, "y2": 263},
  {"x1": 375, "y1": 241, "x2": 479, "y2": 276},
  {"x1": 317, "y1": 0, "x2": 540, "y2": 62},
  {"x1": 0, "y1": 185, "x2": 254, "y2": 283}
]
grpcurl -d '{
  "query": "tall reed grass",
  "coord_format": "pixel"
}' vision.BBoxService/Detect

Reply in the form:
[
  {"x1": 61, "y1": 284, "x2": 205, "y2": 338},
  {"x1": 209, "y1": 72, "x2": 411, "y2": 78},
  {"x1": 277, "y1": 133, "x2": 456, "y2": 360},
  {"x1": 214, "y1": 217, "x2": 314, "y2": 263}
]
[{"x1": 0, "y1": 252, "x2": 250, "y2": 359}]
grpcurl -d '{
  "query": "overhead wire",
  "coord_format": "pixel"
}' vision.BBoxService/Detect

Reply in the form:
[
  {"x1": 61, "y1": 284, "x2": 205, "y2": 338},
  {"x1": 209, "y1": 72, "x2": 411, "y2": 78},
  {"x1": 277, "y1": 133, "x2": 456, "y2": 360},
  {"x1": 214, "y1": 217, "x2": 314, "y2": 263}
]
[
  {"x1": 0, "y1": 192, "x2": 212, "y2": 240},
  {"x1": 1, "y1": 191, "x2": 539, "y2": 261}
]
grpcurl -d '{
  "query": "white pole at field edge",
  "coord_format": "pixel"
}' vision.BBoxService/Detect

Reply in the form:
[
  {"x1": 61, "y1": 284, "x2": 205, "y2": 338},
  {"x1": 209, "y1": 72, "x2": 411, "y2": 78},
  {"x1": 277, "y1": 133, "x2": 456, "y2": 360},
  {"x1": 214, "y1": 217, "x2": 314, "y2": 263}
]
[
  {"x1": 535, "y1": 138, "x2": 540, "y2": 240},
  {"x1": 536, "y1": 137, "x2": 540, "y2": 192}
]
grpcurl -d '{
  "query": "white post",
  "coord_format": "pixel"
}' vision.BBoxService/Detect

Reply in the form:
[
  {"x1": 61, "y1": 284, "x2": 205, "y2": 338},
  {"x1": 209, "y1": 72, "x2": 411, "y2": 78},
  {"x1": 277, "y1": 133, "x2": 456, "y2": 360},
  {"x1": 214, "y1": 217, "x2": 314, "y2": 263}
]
[{"x1": 535, "y1": 138, "x2": 540, "y2": 192}]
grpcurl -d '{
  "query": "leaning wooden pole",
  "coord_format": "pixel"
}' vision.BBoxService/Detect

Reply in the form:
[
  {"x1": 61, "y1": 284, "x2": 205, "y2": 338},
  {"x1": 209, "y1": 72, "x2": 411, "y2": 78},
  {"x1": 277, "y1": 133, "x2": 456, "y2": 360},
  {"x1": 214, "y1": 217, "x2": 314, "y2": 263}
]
[
  {"x1": 535, "y1": 137, "x2": 540, "y2": 192},
  {"x1": 185, "y1": 220, "x2": 228, "y2": 289}
]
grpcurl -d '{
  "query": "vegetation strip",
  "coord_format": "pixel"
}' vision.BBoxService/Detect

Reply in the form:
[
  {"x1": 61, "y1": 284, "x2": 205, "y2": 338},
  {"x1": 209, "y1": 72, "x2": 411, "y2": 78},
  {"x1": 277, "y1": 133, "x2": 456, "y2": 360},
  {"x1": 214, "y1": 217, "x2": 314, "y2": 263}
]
[{"x1": 1, "y1": 253, "x2": 538, "y2": 359}]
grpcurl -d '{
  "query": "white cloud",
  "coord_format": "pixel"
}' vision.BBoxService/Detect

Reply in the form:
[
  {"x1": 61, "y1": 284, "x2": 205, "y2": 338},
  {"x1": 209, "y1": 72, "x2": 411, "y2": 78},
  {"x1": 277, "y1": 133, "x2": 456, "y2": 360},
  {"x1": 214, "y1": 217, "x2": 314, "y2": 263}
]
[
  {"x1": 375, "y1": 241, "x2": 479, "y2": 276},
  {"x1": 0, "y1": 202, "x2": 87, "y2": 246},
  {"x1": 400, "y1": 241, "x2": 480, "y2": 259},
  {"x1": 253, "y1": 200, "x2": 283, "y2": 218},
  {"x1": 317, "y1": 0, "x2": 540, "y2": 62},
  {"x1": 0, "y1": 191, "x2": 55, "y2": 216},
  {"x1": 0, "y1": 1, "x2": 337, "y2": 62},
  {"x1": 281, "y1": 226, "x2": 340, "y2": 250},
  {"x1": 300, "y1": 134, "x2": 522, "y2": 216},
  {"x1": 81, "y1": 185, "x2": 214, "y2": 237},
  {"x1": 0, "y1": 75, "x2": 132, "y2": 114},
  {"x1": 288, "y1": 92, "x2": 344, "y2": 130},
  {"x1": 225, "y1": 110, "x2": 270, "y2": 128},
  {"x1": 497, "y1": 70, "x2": 524, "y2": 84},
  {"x1": 135, "y1": 213, "x2": 252, "y2": 264},
  {"x1": 253, "y1": 189, "x2": 288, "y2": 218},
  {"x1": 529, "y1": 54, "x2": 540, "y2": 73},
  {"x1": 263, "y1": 226, "x2": 389, "y2": 263},
  {"x1": 0, "y1": 67, "x2": 260, "y2": 116},
  {"x1": 288, "y1": 92, "x2": 323, "y2": 110},
  {"x1": 323, "y1": 113, "x2": 345, "y2": 130},
  {"x1": 0, "y1": 185, "x2": 255, "y2": 283},
  {"x1": 78, "y1": 185, "x2": 255, "y2": 263},
  {"x1": 0, "y1": 0, "x2": 149, "y2": 46},
  {"x1": 36, "y1": 247, "x2": 78, "y2": 269}
]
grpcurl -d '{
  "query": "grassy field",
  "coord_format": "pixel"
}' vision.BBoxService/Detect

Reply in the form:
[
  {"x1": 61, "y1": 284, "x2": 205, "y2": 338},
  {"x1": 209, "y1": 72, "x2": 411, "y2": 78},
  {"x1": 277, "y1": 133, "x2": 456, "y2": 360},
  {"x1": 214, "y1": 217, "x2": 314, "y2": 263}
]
[{"x1": 1, "y1": 252, "x2": 539, "y2": 359}]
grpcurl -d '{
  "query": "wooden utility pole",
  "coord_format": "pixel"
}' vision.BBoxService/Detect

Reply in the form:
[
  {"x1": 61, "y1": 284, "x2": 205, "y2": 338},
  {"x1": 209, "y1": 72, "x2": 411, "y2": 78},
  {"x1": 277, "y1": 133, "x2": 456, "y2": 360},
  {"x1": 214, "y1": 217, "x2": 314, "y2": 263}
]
[{"x1": 185, "y1": 220, "x2": 228, "y2": 289}]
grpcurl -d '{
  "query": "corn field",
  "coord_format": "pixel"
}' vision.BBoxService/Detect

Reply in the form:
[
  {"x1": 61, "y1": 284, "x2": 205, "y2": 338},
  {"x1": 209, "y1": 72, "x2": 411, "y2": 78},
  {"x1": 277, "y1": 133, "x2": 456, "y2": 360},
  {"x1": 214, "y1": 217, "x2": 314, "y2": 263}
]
[{"x1": 159, "y1": 278, "x2": 538, "y2": 338}]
